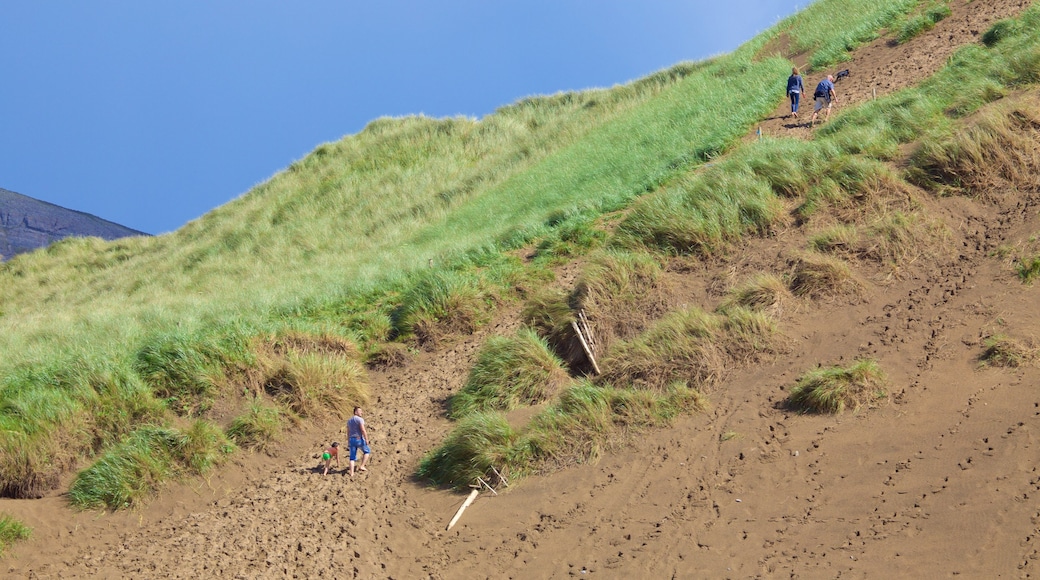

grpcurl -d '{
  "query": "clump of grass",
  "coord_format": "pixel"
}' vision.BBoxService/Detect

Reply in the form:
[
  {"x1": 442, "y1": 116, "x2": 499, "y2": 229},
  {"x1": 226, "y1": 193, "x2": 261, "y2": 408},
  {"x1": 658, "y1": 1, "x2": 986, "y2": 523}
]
[
  {"x1": 417, "y1": 412, "x2": 518, "y2": 488},
  {"x1": 68, "y1": 423, "x2": 231, "y2": 511},
  {"x1": 522, "y1": 381, "x2": 707, "y2": 469},
  {"x1": 599, "y1": 306, "x2": 777, "y2": 392},
  {"x1": 133, "y1": 333, "x2": 227, "y2": 417},
  {"x1": 982, "y1": 18, "x2": 1022, "y2": 47},
  {"x1": 532, "y1": 214, "x2": 606, "y2": 263},
  {"x1": 717, "y1": 273, "x2": 793, "y2": 317},
  {"x1": 571, "y1": 250, "x2": 666, "y2": 353},
  {"x1": 178, "y1": 419, "x2": 233, "y2": 474},
  {"x1": 909, "y1": 96, "x2": 1040, "y2": 196},
  {"x1": 521, "y1": 287, "x2": 576, "y2": 350},
  {"x1": 364, "y1": 341, "x2": 412, "y2": 370},
  {"x1": 809, "y1": 224, "x2": 859, "y2": 253},
  {"x1": 391, "y1": 271, "x2": 492, "y2": 348},
  {"x1": 0, "y1": 513, "x2": 31, "y2": 557},
  {"x1": 896, "y1": 4, "x2": 951, "y2": 44},
  {"x1": 226, "y1": 399, "x2": 283, "y2": 451},
  {"x1": 787, "y1": 359, "x2": 888, "y2": 414},
  {"x1": 859, "y1": 211, "x2": 938, "y2": 265},
  {"x1": 979, "y1": 334, "x2": 1037, "y2": 368},
  {"x1": 261, "y1": 351, "x2": 367, "y2": 419},
  {"x1": 420, "y1": 379, "x2": 708, "y2": 489},
  {"x1": 450, "y1": 329, "x2": 571, "y2": 419},
  {"x1": 789, "y1": 253, "x2": 862, "y2": 299},
  {"x1": 1015, "y1": 255, "x2": 1040, "y2": 284}
]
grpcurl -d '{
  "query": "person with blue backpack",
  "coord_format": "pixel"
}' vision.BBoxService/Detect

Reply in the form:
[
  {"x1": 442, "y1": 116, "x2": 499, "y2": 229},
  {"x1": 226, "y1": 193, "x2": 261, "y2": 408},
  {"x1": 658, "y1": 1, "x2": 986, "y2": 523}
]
[
  {"x1": 786, "y1": 67, "x2": 804, "y2": 118},
  {"x1": 810, "y1": 74, "x2": 838, "y2": 127}
]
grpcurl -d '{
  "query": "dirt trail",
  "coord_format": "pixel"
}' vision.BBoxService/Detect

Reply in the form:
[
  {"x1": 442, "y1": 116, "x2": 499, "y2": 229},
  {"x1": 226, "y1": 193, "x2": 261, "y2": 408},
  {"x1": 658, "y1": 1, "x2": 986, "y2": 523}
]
[
  {"x1": 757, "y1": 0, "x2": 1032, "y2": 137},
  {"x1": 4, "y1": 1, "x2": 1040, "y2": 578}
]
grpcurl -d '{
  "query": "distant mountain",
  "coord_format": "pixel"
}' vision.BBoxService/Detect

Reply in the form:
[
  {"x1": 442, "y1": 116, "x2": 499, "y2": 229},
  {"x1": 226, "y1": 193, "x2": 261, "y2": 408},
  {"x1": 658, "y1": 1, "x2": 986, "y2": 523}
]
[{"x1": 0, "y1": 187, "x2": 149, "y2": 260}]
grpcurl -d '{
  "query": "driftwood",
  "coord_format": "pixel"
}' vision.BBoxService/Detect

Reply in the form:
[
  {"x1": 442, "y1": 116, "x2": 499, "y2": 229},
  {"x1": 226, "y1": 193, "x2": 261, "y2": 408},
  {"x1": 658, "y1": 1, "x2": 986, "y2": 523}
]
[
  {"x1": 490, "y1": 465, "x2": 509, "y2": 487},
  {"x1": 446, "y1": 489, "x2": 480, "y2": 531},
  {"x1": 477, "y1": 477, "x2": 498, "y2": 496},
  {"x1": 571, "y1": 320, "x2": 601, "y2": 375},
  {"x1": 577, "y1": 310, "x2": 596, "y2": 354}
]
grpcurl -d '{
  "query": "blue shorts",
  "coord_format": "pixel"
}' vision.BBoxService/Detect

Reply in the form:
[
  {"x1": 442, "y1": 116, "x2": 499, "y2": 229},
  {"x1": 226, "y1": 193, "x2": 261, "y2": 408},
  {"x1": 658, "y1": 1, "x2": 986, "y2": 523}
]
[{"x1": 349, "y1": 437, "x2": 370, "y2": 461}]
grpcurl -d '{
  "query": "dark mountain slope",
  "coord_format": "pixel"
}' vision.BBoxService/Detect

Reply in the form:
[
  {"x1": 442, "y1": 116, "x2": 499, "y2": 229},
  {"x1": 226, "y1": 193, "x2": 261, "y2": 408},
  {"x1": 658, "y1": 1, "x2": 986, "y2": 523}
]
[{"x1": 0, "y1": 187, "x2": 148, "y2": 260}]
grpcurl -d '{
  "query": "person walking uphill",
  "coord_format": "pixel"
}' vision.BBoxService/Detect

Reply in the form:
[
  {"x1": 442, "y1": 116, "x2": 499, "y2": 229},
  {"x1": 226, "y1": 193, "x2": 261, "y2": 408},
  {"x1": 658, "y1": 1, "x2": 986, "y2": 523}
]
[
  {"x1": 347, "y1": 406, "x2": 371, "y2": 477},
  {"x1": 810, "y1": 74, "x2": 837, "y2": 127},
  {"x1": 786, "y1": 67, "x2": 804, "y2": 118}
]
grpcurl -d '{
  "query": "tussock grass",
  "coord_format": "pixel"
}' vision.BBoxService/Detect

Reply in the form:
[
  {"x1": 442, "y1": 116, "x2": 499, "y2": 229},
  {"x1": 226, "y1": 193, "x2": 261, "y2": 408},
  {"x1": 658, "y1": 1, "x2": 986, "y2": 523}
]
[
  {"x1": 0, "y1": 357, "x2": 165, "y2": 499},
  {"x1": 417, "y1": 412, "x2": 518, "y2": 487},
  {"x1": 450, "y1": 329, "x2": 572, "y2": 419},
  {"x1": 909, "y1": 95, "x2": 1040, "y2": 196},
  {"x1": 0, "y1": 514, "x2": 31, "y2": 557},
  {"x1": 260, "y1": 351, "x2": 367, "y2": 419},
  {"x1": 391, "y1": 270, "x2": 493, "y2": 348},
  {"x1": 521, "y1": 287, "x2": 575, "y2": 347},
  {"x1": 1016, "y1": 255, "x2": 1040, "y2": 284},
  {"x1": 247, "y1": 330, "x2": 368, "y2": 419},
  {"x1": 979, "y1": 334, "x2": 1037, "y2": 368},
  {"x1": 134, "y1": 333, "x2": 229, "y2": 417},
  {"x1": 718, "y1": 274, "x2": 793, "y2": 317},
  {"x1": 983, "y1": 18, "x2": 1024, "y2": 47},
  {"x1": 572, "y1": 250, "x2": 666, "y2": 354},
  {"x1": 897, "y1": 4, "x2": 951, "y2": 44},
  {"x1": 787, "y1": 359, "x2": 888, "y2": 413},
  {"x1": 364, "y1": 341, "x2": 413, "y2": 370},
  {"x1": 226, "y1": 399, "x2": 283, "y2": 451},
  {"x1": 521, "y1": 381, "x2": 707, "y2": 469},
  {"x1": 68, "y1": 423, "x2": 232, "y2": 510},
  {"x1": 531, "y1": 215, "x2": 606, "y2": 264},
  {"x1": 859, "y1": 210, "x2": 948, "y2": 266},
  {"x1": 809, "y1": 224, "x2": 859, "y2": 253},
  {"x1": 419, "y1": 381, "x2": 707, "y2": 488},
  {"x1": 789, "y1": 253, "x2": 862, "y2": 299},
  {"x1": 599, "y1": 306, "x2": 777, "y2": 392}
]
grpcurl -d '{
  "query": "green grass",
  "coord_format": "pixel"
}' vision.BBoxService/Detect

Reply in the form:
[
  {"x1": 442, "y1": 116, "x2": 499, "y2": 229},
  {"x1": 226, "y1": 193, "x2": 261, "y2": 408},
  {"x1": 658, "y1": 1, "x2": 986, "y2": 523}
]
[
  {"x1": 809, "y1": 224, "x2": 859, "y2": 253},
  {"x1": 1016, "y1": 255, "x2": 1040, "y2": 284},
  {"x1": 599, "y1": 306, "x2": 778, "y2": 392},
  {"x1": 419, "y1": 381, "x2": 707, "y2": 488},
  {"x1": 0, "y1": 514, "x2": 31, "y2": 558},
  {"x1": 787, "y1": 359, "x2": 888, "y2": 413},
  {"x1": 226, "y1": 399, "x2": 284, "y2": 451},
  {"x1": 417, "y1": 412, "x2": 519, "y2": 488},
  {"x1": 449, "y1": 329, "x2": 571, "y2": 419},
  {"x1": 773, "y1": 0, "x2": 921, "y2": 69},
  {"x1": 68, "y1": 423, "x2": 233, "y2": 511},
  {"x1": 897, "y1": 3, "x2": 952, "y2": 44}
]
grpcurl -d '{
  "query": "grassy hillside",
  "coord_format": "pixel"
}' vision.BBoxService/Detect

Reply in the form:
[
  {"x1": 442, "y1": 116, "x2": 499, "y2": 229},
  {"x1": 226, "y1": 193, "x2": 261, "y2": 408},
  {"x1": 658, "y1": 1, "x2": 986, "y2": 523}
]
[{"x1": 5, "y1": 0, "x2": 1036, "y2": 537}]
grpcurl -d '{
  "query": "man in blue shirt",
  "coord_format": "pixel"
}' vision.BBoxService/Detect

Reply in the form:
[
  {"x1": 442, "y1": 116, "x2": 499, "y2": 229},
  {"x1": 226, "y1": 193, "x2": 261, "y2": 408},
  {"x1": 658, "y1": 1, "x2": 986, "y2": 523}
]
[
  {"x1": 347, "y1": 406, "x2": 371, "y2": 476},
  {"x1": 810, "y1": 75, "x2": 837, "y2": 127}
]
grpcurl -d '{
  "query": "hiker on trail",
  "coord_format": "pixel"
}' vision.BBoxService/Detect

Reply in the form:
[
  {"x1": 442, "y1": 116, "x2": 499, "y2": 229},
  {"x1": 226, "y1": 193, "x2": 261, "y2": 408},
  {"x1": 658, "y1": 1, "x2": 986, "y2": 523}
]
[
  {"x1": 321, "y1": 442, "x2": 340, "y2": 476},
  {"x1": 810, "y1": 74, "x2": 837, "y2": 126},
  {"x1": 347, "y1": 406, "x2": 371, "y2": 477},
  {"x1": 786, "y1": 67, "x2": 804, "y2": 118}
]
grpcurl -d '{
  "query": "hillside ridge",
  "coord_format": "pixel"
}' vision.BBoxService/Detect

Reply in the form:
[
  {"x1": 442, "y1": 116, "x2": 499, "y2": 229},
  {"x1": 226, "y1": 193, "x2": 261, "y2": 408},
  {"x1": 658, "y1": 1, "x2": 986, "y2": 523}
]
[{"x1": 3, "y1": 0, "x2": 1039, "y2": 577}]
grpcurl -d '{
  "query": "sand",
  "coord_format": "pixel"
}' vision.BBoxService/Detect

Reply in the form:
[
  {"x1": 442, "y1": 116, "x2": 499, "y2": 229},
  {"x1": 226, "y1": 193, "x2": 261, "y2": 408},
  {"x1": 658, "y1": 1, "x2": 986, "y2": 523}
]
[{"x1": 3, "y1": 1, "x2": 1039, "y2": 577}]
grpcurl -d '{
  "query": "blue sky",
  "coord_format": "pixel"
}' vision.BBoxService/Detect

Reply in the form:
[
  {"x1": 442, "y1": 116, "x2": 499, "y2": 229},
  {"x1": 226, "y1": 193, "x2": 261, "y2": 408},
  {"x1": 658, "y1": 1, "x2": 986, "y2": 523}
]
[{"x1": 1, "y1": 1, "x2": 804, "y2": 235}]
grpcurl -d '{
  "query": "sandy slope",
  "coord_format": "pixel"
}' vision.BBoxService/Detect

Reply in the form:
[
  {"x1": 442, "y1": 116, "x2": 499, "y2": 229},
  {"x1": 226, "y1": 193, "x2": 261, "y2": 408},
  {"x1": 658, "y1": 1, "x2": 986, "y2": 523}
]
[{"x1": 4, "y1": 1, "x2": 1039, "y2": 578}]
